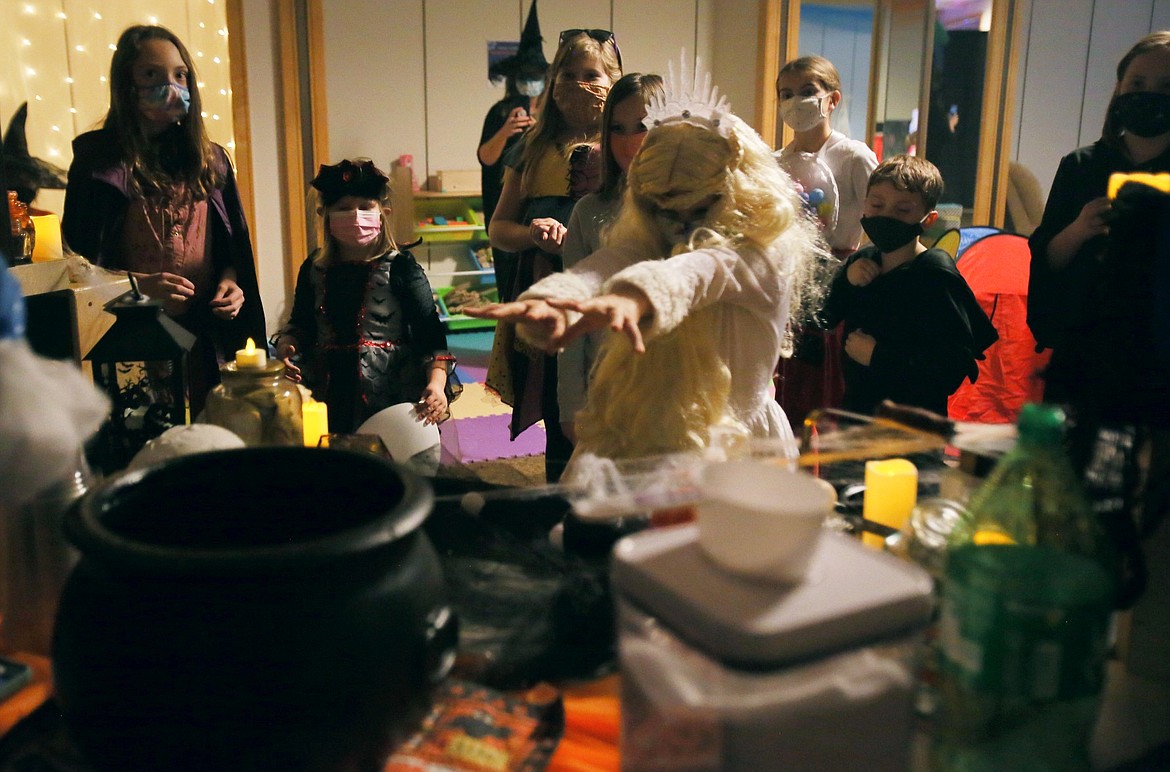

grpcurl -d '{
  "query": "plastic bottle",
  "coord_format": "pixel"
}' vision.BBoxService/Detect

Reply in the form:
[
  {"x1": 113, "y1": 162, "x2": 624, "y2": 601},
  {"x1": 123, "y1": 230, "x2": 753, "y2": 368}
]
[{"x1": 931, "y1": 403, "x2": 1115, "y2": 771}]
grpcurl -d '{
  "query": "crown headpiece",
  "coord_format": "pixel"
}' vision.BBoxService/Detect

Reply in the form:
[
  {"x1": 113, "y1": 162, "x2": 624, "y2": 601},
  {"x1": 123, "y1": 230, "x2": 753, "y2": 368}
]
[{"x1": 644, "y1": 51, "x2": 731, "y2": 137}]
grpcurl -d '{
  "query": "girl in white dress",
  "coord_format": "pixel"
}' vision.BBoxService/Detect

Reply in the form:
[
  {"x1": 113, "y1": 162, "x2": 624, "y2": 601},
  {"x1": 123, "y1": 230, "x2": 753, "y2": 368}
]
[{"x1": 469, "y1": 58, "x2": 826, "y2": 469}]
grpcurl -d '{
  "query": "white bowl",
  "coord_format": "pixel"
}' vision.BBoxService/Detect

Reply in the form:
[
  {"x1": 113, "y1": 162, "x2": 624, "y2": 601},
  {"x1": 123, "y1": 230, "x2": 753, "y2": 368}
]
[
  {"x1": 697, "y1": 460, "x2": 837, "y2": 584},
  {"x1": 355, "y1": 403, "x2": 440, "y2": 462}
]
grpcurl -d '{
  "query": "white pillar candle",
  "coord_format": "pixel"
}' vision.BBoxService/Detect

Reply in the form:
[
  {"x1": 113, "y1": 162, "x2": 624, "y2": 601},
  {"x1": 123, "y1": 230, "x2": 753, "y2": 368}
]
[{"x1": 235, "y1": 337, "x2": 267, "y2": 368}]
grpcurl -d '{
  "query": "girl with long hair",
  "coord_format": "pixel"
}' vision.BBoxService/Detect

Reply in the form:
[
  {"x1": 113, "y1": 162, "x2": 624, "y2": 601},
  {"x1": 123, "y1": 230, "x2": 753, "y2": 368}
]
[{"x1": 63, "y1": 24, "x2": 265, "y2": 415}]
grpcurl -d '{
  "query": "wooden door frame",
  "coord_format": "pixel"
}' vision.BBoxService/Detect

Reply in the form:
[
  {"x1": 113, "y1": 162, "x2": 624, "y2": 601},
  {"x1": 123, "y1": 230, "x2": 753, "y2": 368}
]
[
  {"x1": 275, "y1": 0, "x2": 330, "y2": 299},
  {"x1": 226, "y1": 0, "x2": 328, "y2": 302}
]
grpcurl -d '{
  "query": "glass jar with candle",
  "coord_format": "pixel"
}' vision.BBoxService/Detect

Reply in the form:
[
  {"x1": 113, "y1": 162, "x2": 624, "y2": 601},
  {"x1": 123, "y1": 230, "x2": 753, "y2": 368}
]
[{"x1": 199, "y1": 348, "x2": 303, "y2": 447}]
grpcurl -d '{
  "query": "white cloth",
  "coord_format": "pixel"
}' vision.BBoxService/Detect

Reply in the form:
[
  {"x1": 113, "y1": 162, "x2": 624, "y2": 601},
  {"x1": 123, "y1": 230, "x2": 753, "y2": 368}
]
[
  {"x1": 520, "y1": 231, "x2": 803, "y2": 454},
  {"x1": 0, "y1": 340, "x2": 108, "y2": 508},
  {"x1": 558, "y1": 193, "x2": 619, "y2": 426},
  {"x1": 780, "y1": 130, "x2": 877, "y2": 252}
]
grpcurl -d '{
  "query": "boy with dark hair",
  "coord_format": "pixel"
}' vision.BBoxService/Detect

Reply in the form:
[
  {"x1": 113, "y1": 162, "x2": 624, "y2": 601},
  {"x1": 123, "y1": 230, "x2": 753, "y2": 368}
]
[{"x1": 820, "y1": 155, "x2": 997, "y2": 416}]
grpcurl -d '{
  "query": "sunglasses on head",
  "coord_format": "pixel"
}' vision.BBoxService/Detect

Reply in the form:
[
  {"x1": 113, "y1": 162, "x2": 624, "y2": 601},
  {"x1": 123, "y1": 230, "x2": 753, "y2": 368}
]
[{"x1": 559, "y1": 28, "x2": 623, "y2": 69}]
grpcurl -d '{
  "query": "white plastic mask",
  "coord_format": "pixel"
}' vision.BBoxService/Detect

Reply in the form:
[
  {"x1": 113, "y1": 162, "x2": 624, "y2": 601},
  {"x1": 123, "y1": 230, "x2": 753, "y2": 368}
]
[{"x1": 779, "y1": 94, "x2": 827, "y2": 133}]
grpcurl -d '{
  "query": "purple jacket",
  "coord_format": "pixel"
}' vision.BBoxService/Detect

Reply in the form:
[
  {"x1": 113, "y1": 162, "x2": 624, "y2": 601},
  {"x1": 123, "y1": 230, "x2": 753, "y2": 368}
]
[{"x1": 63, "y1": 128, "x2": 266, "y2": 356}]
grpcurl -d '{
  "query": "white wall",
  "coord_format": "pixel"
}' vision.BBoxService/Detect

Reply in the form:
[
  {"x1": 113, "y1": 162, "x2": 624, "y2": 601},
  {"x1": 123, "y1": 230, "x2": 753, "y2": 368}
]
[
  {"x1": 320, "y1": 0, "x2": 715, "y2": 183},
  {"x1": 1013, "y1": 0, "x2": 1170, "y2": 198}
]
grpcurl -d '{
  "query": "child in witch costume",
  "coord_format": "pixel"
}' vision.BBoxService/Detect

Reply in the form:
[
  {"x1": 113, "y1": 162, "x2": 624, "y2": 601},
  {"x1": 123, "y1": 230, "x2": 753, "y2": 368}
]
[
  {"x1": 276, "y1": 159, "x2": 461, "y2": 435},
  {"x1": 469, "y1": 56, "x2": 827, "y2": 468},
  {"x1": 478, "y1": 0, "x2": 546, "y2": 233}
]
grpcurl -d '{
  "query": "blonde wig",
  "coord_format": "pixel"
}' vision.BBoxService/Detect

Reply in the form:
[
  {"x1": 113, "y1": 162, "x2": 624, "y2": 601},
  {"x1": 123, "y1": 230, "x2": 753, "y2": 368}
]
[
  {"x1": 569, "y1": 110, "x2": 828, "y2": 460},
  {"x1": 574, "y1": 307, "x2": 745, "y2": 459},
  {"x1": 608, "y1": 113, "x2": 828, "y2": 335}
]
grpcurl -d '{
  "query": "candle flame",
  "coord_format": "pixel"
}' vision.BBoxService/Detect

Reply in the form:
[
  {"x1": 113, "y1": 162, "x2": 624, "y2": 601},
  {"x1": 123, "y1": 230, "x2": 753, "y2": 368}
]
[{"x1": 244, "y1": 338, "x2": 256, "y2": 354}]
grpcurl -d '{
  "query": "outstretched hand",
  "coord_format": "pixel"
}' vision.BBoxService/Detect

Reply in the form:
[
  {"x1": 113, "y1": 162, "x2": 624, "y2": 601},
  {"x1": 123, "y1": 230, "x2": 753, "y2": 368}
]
[
  {"x1": 465, "y1": 289, "x2": 651, "y2": 353},
  {"x1": 462, "y1": 299, "x2": 570, "y2": 353},
  {"x1": 548, "y1": 290, "x2": 650, "y2": 354}
]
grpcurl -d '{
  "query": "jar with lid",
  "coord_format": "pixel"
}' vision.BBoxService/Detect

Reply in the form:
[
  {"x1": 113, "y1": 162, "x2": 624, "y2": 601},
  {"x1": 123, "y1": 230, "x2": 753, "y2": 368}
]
[
  {"x1": 7, "y1": 191, "x2": 36, "y2": 265},
  {"x1": 199, "y1": 359, "x2": 303, "y2": 446}
]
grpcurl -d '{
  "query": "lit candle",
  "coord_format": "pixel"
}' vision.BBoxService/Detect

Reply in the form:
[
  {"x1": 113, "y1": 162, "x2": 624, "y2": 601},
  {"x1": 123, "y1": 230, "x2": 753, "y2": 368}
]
[
  {"x1": 302, "y1": 398, "x2": 329, "y2": 447},
  {"x1": 861, "y1": 458, "x2": 918, "y2": 549},
  {"x1": 235, "y1": 337, "x2": 267, "y2": 368},
  {"x1": 31, "y1": 214, "x2": 64, "y2": 262}
]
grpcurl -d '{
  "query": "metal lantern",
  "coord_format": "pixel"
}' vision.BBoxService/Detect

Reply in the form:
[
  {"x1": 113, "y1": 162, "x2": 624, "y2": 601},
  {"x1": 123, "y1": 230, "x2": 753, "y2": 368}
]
[{"x1": 85, "y1": 276, "x2": 195, "y2": 472}]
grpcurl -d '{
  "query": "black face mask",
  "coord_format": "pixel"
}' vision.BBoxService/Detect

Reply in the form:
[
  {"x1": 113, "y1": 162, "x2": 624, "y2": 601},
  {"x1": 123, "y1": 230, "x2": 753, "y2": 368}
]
[
  {"x1": 860, "y1": 215, "x2": 924, "y2": 253},
  {"x1": 1110, "y1": 91, "x2": 1170, "y2": 138}
]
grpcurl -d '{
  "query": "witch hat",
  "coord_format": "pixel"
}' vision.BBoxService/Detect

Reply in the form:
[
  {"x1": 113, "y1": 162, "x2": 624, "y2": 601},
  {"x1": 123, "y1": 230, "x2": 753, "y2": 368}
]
[
  {"x1": 3, "y1": 103, "x2": 68, "y2": 205},
  {"x1": 488, "y1": 0, "x2": 549, "y2": 83}
]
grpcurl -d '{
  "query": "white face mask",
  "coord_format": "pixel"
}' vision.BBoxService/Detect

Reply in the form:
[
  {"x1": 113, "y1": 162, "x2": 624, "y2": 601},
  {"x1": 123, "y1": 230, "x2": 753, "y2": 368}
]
[
  {"x1": 517, "y1": 79, "x2": 545, "y2": 98},
  {"x1": 780, "y1": 94, "x2": 828, "y2": 133}
]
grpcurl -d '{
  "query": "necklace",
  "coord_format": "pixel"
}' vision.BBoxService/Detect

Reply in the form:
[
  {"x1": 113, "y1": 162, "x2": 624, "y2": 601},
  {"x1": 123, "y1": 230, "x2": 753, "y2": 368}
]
[{"x1": 145, "y1": 187, "x2": 195, "y2": 248}]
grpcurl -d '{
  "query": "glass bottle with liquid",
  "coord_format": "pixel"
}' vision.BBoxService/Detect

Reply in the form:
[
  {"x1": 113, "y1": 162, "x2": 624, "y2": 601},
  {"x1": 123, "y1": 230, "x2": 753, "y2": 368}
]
[{"x1": 931, "y1": 403, "x2": 1115, "y2": 771}]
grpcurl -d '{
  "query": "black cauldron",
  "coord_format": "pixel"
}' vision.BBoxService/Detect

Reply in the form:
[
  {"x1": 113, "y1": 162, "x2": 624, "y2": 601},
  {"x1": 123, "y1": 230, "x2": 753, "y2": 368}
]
[{"x1": 51, "y1": 447, "x2": 457, "y2": 772}]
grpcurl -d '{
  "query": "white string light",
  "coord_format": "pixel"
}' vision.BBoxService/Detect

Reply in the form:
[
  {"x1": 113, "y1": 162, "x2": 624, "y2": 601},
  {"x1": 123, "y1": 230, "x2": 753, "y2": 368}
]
[{"x1": 6, "y1": 0, "x2": 236, "y2": 205}]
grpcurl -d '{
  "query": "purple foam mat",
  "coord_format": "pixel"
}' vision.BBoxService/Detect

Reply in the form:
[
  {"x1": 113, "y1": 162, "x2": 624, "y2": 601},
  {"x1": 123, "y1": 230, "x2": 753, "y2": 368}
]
[{"x1": 441, "y1": 413, "x2": 545, "y2": 463}]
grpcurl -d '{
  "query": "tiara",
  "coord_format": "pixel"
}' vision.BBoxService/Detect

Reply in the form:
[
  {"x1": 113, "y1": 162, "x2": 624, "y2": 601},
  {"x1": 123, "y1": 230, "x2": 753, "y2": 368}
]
[{"x1": 644, "y1": 51, "x2": 731, "y2": 137}]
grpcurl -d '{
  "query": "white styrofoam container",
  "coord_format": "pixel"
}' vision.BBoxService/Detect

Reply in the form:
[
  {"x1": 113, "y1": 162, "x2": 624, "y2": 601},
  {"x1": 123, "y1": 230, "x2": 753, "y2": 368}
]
[{"x1": 612, "y1": 525, "x2": 934, "y2": 771}]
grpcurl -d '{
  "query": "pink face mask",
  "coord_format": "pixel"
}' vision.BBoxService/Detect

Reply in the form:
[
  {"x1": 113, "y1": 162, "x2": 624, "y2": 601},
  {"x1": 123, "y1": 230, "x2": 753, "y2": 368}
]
[
  {"x1": 609, "y1": 132, "x2": 646, "y2": 173},
  {"x1": 328, "y1": 208, "x2": 382, "y2": 247}
]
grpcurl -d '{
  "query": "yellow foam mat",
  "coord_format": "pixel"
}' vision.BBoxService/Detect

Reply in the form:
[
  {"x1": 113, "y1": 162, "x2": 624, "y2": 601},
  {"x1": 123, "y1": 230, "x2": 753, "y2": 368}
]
[{"x1": 450, "y1": 381, "x2": 511, "y2": 420}]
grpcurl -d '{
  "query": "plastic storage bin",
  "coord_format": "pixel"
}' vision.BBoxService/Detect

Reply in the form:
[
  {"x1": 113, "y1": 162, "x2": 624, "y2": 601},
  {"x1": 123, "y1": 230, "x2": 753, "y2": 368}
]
[
  {"x1": 434, "y1": 283, "x2": 498, "y2": 331},
  {"x1": 612, "y1": 525, "x2": 934, "y2": 771}
]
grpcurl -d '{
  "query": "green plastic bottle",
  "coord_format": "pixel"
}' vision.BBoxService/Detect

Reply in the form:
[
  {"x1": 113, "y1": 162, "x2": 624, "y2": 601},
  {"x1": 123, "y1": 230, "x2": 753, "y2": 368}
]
[{"x1": 931, "y1": 403, "x2": 1115, "y2": 771}]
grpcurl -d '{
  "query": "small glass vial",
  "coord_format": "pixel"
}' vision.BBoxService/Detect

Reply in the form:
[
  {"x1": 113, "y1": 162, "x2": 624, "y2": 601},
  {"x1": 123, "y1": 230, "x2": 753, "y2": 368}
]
[
  {"x1": 199, "y1": 360, "x2": 303, "y2": 446},
  {"x1": 7, "y1": 191, "x2": 36, "y2": 265}
]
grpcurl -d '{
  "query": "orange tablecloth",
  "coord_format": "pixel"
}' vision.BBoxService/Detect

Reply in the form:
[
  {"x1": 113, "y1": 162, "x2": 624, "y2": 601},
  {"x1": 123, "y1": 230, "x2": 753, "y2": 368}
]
[
  {"x1": 0, "y1": 652, "x2": 51, "y2": 736},
  {"x1": 547, "y1": 674, "x2": 621, "y2": 772}
]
